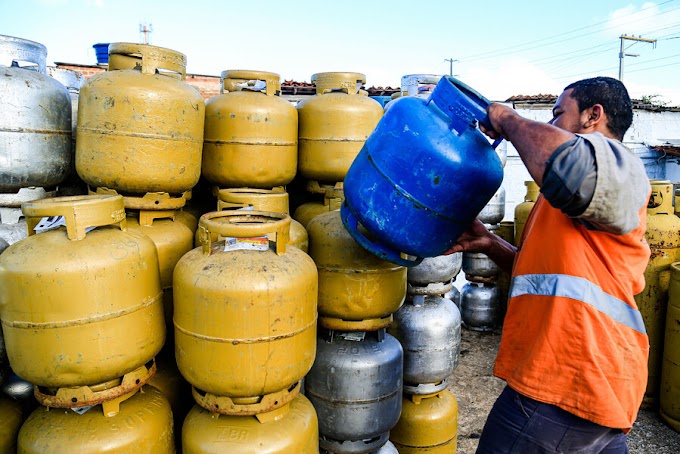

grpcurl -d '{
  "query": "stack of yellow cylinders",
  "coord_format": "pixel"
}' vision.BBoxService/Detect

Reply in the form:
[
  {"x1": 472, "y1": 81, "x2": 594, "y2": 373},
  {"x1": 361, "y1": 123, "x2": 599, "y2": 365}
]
[
  {"x1": 213, "y1": 188, "x2": 308, "y2": 252},
  {"x1": 514, "y1": 180, "x2": 539, "y2": 245},
  {"x1": 0, "y1": 395, "x2": 23, "y2": 453},
  {"x1": 297, "y1": 72, "x2": 383, "y2": 185},
  {"x1": 292, "y1": 181, "x2": 344, "y2": 229},
  {"x1": 390, "y1": 391, "x2": 459, "y2": 453},
  {"x1": 18, "y1": 386, "x2": 174, "y2": 453},
  {"x1": 307, "y1": 210, "x2": 406, "y2": 331},
  {"x1": 202, "y1": 70, "x2": 298, "y2": 189},
  {"x1": 76, "y1": 43, "x2": 204, "y2": 197},
  {"x1": 182, "y1": 394, "x2": 319, "y2": 453},
  {"x1": 635, "y1": 180, "x2": 680, "y2": 408},
  {"x1": 0, "y1": 195, "x2": 172, "y2": 451},
  {"x1": 174, "y1": 211, "x2": 319, "y2": 452},
  {"x1": 660, "y1": 262, "x2": 680, "y2": 431}
]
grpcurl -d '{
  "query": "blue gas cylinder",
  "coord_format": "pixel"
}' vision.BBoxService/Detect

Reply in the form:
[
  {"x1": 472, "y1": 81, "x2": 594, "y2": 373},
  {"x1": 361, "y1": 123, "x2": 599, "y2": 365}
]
[{"x1": 341, "y1": 76, "x2": 503, "y2": 267}]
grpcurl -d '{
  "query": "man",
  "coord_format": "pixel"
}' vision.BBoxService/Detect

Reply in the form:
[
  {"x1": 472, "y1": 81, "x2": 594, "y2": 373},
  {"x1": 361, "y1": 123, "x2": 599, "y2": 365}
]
[{"x1": 448, "y1": 76, "x2": 651, "y2": 453}]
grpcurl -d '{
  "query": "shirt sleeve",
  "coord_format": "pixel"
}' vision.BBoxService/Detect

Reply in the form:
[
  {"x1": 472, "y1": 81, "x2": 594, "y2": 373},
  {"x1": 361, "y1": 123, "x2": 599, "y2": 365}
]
[{"x1": 541, "y1": 132, "x2": 650, "y2": 235}]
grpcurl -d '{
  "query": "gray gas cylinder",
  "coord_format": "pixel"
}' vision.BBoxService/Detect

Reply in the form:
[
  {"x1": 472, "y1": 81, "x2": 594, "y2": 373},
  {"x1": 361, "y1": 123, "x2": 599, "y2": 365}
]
[
  {"x1": 305, "y1": 328, "x2": 403, "y2": 454},
  {"x1": 0, "y1": 35, "x2": 71, "y2": 192}
]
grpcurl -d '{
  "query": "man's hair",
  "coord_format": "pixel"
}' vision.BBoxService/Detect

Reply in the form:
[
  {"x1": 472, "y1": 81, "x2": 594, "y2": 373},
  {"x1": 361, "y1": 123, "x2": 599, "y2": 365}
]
[{"x1": 564, "y1": 76, "x2": 633, "y2": 141}]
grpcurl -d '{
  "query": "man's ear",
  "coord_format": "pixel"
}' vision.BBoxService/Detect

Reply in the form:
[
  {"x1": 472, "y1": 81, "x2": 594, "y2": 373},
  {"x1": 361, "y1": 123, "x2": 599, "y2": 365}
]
[{"x1": 582, "y1": 104, "x2": 605, "y2": 131}]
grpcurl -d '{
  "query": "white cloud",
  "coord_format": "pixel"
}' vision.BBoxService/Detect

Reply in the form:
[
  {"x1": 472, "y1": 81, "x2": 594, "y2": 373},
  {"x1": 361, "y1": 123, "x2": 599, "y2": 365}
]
[{"x1": 605, "y1": 1, "x2": 680, "y2": 38}]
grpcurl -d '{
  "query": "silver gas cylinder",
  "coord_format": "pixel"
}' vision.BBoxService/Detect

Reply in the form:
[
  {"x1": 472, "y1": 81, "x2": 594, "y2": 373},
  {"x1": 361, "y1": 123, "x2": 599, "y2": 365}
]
[
  {"x1": 305, "y1": 328, "x2": 403, "y2": 454},
  {"x1": 0, "y1": 187, "x2": 56, "y2": 246},
  {"x1": 321, "y1": 440, "x2": 398, "y2": 454},
  {"x1": 444, "y1": 283, "x2": 461, "y2": 310},
  {"x1": 1, "y1": 373, "x2": 34, "y2": 403},
  {"x1": 407, "y1": 253, "x2": 462, "y2": 295},
  {"x1": 462, "y1": 252, "x2": 500, "y2": 282},
  {"x1": 460, "y1": 282, "x2": 501, "y2": 331},
  {"x1": 495, "y1": 140, "x2": 508, "y2": 168},
  {"x1": 0, "y1": 35, "x2": 71, "y2": 192},
  {"x1": 47, "y1": 67, "x2": 84, "y2": 141},
  {"x1": 389, "y1": 295, "x2": 461, "y2": 395},
  {"x1": 476, "y1": 185, "x2": 506, "y2": 225},
  {"x1": 49, "y1": 67, "x2": 86, "y2": 194}
]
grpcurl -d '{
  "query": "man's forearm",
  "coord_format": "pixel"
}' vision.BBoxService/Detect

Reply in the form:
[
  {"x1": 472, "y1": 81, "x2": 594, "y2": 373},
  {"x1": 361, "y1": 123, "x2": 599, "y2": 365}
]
[
  {"x1": 491, "y1": 106, "x2": 575, "y2": 186},
  {"x1": 484, "y1": 231, "x2": 518, "y2": 274}
]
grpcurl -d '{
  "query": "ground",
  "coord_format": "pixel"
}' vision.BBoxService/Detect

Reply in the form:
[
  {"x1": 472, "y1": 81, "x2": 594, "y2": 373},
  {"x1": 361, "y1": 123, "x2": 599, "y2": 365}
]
[{"x1": 448, "y1": 328, "x2": 680, "y2": 453}]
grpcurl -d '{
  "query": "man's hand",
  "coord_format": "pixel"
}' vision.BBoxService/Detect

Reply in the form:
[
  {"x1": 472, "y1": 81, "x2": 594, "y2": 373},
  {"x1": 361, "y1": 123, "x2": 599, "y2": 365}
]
[
  {"x1": 445, "y1": 219, "x2": 518, "y2": 273},
  {"x1": 479, "y1": 103, "x2": 518, "y2": 141},
  {"x1": 445, "y1": 219, "x2": 494, "y2": 255}
]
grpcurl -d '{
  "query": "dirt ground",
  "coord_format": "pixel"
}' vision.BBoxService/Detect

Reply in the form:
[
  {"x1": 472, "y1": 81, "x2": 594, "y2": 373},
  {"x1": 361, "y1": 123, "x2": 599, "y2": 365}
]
[{"x1": 448, "y1": 328, "x2": 680, "y2": 453}]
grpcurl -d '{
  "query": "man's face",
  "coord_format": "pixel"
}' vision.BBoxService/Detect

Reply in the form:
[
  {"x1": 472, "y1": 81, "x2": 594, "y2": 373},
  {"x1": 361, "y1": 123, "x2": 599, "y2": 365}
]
[{"x1": 549, "y1": 88, "x2": 589, "y2": 134}]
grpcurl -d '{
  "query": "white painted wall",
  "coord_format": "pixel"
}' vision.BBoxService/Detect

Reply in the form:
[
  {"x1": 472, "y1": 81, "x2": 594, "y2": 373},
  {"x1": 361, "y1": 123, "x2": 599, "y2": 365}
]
[{"x1": 498, "y1": 104, "x2": 680, "y2": 222}]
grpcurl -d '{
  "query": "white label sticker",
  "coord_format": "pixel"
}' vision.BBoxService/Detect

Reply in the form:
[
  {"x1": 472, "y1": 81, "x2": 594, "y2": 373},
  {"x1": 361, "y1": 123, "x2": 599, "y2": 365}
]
[
  {"x1": 33, "y1": 216, "x2": 96, "y2": 234},
  {"x1": 70, "y1": 405, "x2": 95, "y2": 415},
  {"x1": 224, "y1": 234, "x2": 269, "y2": 252},
  {"x1": 33, "y1": 216, "x2": 67, "y2": 233},
  {"x1": 338, "y1": 332, "x2": 365, "y2": 342}
]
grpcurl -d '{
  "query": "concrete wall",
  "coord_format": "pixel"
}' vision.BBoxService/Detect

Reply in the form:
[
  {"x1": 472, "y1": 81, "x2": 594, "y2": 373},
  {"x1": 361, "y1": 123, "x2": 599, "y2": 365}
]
[{"x1": 500, "y1": 104, "x2": 680, "y2": 221}]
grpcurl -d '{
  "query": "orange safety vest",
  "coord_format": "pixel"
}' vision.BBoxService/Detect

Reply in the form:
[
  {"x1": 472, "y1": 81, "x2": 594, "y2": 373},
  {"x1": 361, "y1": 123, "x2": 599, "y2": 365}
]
[{"x1": 495, "y1": 195, "x2": 650, "y2": 430}]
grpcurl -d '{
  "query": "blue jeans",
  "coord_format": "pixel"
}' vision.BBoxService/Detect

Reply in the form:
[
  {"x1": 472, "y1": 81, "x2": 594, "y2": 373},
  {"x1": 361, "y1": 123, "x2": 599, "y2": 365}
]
[{"x1": 476, "y1": 386, "x2": 629, "y2": 453}]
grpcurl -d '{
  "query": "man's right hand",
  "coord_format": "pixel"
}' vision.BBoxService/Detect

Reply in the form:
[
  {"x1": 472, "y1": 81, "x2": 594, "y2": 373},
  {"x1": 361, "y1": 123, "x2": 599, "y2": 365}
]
[
  {"x1": 445, "y1": 219, "x2": 494, "y2": 255},
  {"x1": 445, "y1": 219, "x2": 518, "y2": 274}
]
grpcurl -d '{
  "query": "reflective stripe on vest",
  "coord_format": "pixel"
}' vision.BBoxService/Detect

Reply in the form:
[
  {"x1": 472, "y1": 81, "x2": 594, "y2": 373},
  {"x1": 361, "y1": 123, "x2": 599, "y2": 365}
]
[{"x1": 510, "y1": 273, "x2": 646, "y2": 335}]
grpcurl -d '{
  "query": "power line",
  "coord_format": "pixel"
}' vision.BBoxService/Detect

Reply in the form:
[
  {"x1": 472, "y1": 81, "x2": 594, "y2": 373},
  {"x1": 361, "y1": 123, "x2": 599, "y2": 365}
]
[
  {"x1": 458, "y1": 1, "x2": 679, "y2": 63},
  {"x1": 627, "y1": 60, "x2": 680, "y2": 73}
]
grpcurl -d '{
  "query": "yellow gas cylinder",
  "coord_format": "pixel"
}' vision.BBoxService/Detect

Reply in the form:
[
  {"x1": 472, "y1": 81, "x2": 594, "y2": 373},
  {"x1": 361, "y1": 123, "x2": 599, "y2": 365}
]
[
  {"x1": 0, "y1": 395, "x2": 24, "y2": 454},
  {"x1": 494, "y1": 220, "x2": 514, "y2": 319},
  {"x1": 182, "y1": 393, "x2": 318, "y2": 453},
  {"x1": 661, "y1": 262, "x2": 680, "y2": 431},
  {"x1": 292, "y1": 181, "x2": 344, "y2": 228},
  {"x1": 121, "y1": 193, "x2": 195, "y2": 337},
  {"x1": 202, "y1": 70, "x2": 297, "y2": 189},
  {"x1": 76, "y1": 42, "x2": 205, "y2": 195},
  {"x1": 174, "y1": 211, "x2": 317, "y2": 415},
  {"x1": 297, "y1": 72, "x2": 383, "y2": 183},
  {"x1": 635, "y1": 181, "x2": 680, "y2": 408},
  {"x1": 514, "y1": 180, "x2": 539, "y2": 245},
  {"x1": 390, "y1": 390, "x2": 459, "y2": 453},
  {"x1": 307, "y1": 210, "x2": 407, "y2": 331},
  {"x1": 17, "y1": 386, "x2": 174, "y2": 453},
  {"x1": 0, "y1": 195, "x2": 164, "y2": 407},
  {"x1": 149, "y1": 352, "x2": 193, "y2": 445},
  {"x1": 214, "y1": 188, "x2": 308, "y2": 252}
]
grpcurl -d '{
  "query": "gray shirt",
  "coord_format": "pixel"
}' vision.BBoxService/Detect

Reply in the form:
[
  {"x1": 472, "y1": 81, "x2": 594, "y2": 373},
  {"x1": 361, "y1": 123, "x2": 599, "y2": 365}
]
[{"x1": 541, "y1": 132, "x2": 650, "y2": 235}]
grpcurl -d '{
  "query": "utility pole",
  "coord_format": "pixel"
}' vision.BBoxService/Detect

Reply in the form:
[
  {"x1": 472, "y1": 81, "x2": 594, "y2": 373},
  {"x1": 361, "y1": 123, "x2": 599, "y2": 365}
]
[
  {"x1": 444, "y1": 58, "x2": 459, "y2": 76},
  {"x1": 139, "y1": 23, "x2": 153, "y2": 44},
  {"x1": 618, "y1": 35, "x2": 656, "y2": 81}
]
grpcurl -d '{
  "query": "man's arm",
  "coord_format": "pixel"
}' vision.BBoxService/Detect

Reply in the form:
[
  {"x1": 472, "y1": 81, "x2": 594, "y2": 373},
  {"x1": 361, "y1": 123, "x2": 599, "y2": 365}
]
[
  {"x1": 446, "y1": 220, "x2": 517, "y2": 274},
  {"x1": 482, "y1": 104, "x2": 576, "y2": 186}
]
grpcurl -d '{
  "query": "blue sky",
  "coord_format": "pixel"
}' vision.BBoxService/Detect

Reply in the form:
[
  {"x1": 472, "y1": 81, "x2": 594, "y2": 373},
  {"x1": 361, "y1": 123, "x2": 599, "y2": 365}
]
[{"x1": 2, "y1": 0, "x2": 679, "y2": 103}]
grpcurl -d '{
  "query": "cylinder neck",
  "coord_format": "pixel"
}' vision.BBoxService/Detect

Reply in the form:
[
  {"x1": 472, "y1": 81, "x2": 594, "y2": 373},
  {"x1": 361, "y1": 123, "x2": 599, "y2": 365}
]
[
  {"x1": 312, "y1": 72, "x2": 366, "y2": 95},
  {"x1": 217, "y1": 188, "x2": 290, "y2": 214},
  {"x1": 429, "y1": 76, "x2": 491, "y2": 134},
  {"x1": 107, "y1": 43, "x2": 187, "y2": 80},
  {"x1": 0, "y1": 35, "x2": 47, "y2": 73},
  {"x1": 48, "y1": 67, "x2": 85, "y2": 91},
  {"x1": 524, "y1": 181, "x2": 540, "y2": 202},
  {"x1": 400, "y1": 74, "x2": 441, "y2": 97},
  {"x1": 220, "y1": 69, "x2": 281, "y2": 96},
  {"x1": 648, "y1": 180, "x2": 674, "y2": 215}
]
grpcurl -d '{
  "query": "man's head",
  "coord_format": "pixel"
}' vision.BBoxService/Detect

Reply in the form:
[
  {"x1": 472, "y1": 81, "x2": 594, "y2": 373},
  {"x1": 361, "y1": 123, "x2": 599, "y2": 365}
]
[{"x1": 550, "y1": 76, "x2": 633, "y2": 141}]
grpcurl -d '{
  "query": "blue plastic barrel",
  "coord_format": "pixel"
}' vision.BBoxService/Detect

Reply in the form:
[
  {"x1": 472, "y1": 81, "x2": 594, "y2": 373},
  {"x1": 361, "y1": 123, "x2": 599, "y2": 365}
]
[
  {"x1": 341, "y1": 76, "x2": 503, "y2": 266},
  {"x1": 92, "y1": 43, "x2": 110, "y2": 64}
]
